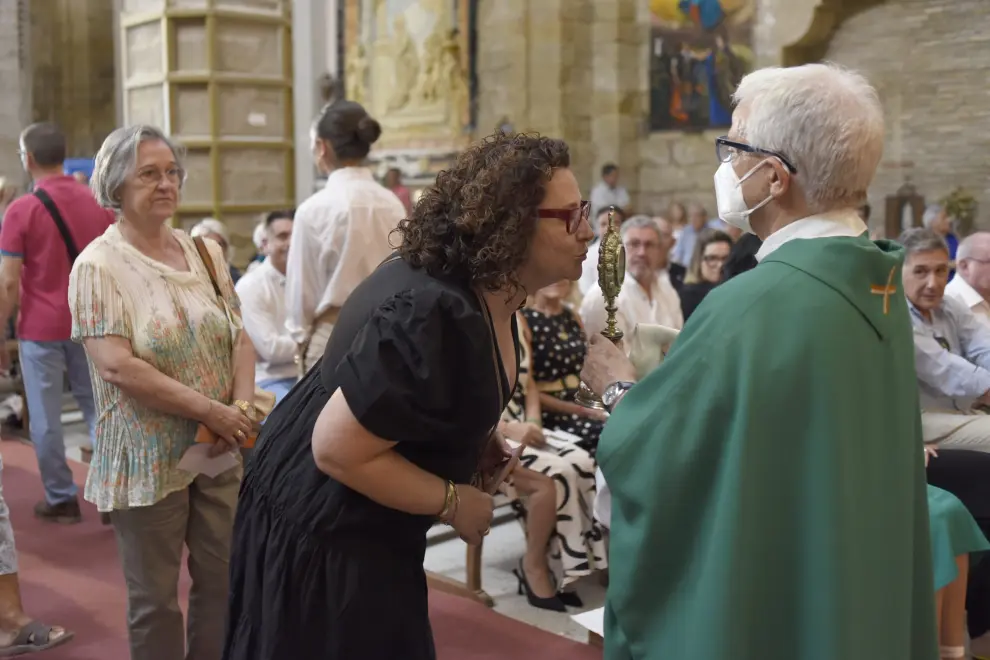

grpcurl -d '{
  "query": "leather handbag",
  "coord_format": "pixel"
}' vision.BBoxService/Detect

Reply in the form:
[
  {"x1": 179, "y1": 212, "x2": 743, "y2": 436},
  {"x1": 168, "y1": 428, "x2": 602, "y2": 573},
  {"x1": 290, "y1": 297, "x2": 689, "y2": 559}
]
[{"x1": 191, "y1": 236, "x2": 275, "y2": 448}]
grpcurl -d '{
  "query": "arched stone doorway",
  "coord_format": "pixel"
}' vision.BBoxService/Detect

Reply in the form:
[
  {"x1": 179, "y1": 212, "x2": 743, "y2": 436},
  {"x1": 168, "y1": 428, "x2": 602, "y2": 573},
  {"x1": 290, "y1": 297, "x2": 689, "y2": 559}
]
[{"x1": 781, "y1": 0, "x2": 887, "y2": 66}]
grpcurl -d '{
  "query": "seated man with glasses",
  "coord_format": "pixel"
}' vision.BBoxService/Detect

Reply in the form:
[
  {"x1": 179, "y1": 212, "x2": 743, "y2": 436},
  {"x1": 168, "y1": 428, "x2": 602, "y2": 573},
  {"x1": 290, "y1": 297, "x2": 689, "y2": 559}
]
[
  {"x1": 582, "y1": 63, "x2": 937, "y2": 659},
  {"x1": 901, "y1": 227, "x2": 990, "y2": 454}
]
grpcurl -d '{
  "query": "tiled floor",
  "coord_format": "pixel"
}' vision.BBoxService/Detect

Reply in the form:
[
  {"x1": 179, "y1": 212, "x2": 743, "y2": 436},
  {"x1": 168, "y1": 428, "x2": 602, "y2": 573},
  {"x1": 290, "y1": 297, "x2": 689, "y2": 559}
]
[{"x1": 28, "y1": 404, "x2": 606, "y2": 642}]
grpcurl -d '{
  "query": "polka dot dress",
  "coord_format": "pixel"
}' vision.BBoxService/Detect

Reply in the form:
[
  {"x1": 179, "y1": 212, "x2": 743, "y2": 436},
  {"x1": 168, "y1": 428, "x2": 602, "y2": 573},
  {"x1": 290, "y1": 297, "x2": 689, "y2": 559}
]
[{"x1": 522, "y1": 307, "x2": 604, "y2": 454}]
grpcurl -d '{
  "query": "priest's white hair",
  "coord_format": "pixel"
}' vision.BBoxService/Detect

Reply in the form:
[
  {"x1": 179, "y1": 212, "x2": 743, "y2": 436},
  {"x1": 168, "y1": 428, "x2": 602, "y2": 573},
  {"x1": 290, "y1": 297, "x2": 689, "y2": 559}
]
[{"x1": 732, "y1": 63, "x2": 884, "y2": 213}]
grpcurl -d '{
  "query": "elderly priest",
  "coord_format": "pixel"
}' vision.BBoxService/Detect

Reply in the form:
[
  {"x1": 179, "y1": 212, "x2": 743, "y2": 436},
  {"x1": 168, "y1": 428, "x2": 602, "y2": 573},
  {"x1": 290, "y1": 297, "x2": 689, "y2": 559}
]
[{"x1": 583, "y1": 63, "x2": 936, "y2": 660}]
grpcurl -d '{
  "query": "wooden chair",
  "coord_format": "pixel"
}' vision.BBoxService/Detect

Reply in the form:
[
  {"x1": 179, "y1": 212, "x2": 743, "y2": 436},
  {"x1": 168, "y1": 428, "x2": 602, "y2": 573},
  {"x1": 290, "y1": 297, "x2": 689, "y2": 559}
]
[{"x1": 426, "y1": 492, "x2": 516, "y2": 608}]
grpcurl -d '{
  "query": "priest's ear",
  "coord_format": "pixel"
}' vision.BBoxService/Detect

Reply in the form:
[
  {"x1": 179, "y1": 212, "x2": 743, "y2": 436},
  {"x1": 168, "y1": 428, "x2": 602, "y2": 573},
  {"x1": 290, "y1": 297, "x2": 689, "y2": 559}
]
[{"x1": 767, "y1": 157, "x2": 792, "y2": 200}]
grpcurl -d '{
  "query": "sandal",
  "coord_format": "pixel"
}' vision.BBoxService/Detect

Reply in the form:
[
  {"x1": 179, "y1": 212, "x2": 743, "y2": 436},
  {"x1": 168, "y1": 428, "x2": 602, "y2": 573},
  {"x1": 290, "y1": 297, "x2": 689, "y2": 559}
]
[{"x1": 0, "y1": 620, "x2": 74, "y2": 657}]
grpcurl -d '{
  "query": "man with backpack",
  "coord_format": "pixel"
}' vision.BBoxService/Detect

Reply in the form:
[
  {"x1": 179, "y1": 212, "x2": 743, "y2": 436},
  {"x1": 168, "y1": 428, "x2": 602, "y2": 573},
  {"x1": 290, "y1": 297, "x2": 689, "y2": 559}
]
[{"x1": 0, "y1": 122, "x2": 113, "y2": 524}]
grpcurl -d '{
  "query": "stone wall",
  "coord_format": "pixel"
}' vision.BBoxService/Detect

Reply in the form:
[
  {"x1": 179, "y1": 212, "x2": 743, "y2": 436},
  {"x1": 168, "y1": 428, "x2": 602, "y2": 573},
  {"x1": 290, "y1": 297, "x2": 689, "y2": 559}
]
[
  {"x1": 0, "y1": 0, "x2": 30, "y2": 185},
  {"x1": 474, "y1": 0, "x2": 990, "y2": 228},
  {"x1": 825, "y1": 0, "x2": 990, "y2": 230},
  {"x1": 635, "y1": 0, "x2": 818, "y2": 215},
  {"x1": 31, "y1": 0, "x2": 117, "y2": 159},
  {"x1": 475, "y1": 0, "x2": 820, "y2": 215}
]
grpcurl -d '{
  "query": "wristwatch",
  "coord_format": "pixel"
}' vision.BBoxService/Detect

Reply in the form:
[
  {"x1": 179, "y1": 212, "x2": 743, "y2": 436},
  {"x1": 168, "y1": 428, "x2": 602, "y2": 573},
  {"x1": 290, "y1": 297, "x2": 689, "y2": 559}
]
[{"x1": 602, "y1": 381, "x2": 635, "y2": 413}]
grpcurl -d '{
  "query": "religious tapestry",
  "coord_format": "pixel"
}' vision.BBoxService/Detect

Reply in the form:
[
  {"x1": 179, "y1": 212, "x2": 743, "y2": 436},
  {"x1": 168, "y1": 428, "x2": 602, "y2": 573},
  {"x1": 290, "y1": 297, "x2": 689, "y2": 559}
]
[{"x1": 648, "y1": 0, "x2": 756, "y2": 132}]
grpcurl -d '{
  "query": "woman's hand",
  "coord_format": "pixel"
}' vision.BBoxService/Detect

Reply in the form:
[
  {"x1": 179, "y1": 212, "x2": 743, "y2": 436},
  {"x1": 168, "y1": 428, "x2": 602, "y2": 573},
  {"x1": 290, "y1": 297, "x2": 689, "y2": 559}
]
[
  {"x1": 581, "y1": 334, "x2": 638, "y2": 397},
  {"x1": 924, "y1": 445, "x2": 938, "y2": 468},
  {"x1": 450, "y1": 485, "x2": 495, "y2": 545},
  {"x1": 503, "y1": 421, "x2": 545, "y2": 448},
  {"x1": 477, "y1": 430, "x2": 513, "y2": 476},
  {"x1": 204, "y1": 402, "x2": 252, "y2": 454}
]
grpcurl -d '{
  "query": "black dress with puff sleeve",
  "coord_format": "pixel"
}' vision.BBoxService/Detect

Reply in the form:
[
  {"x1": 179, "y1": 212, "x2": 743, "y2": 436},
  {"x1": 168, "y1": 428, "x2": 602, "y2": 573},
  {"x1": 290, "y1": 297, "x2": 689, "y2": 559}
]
[{"x1": 222, "y1": 255, "x2": 518, "y2": 660}]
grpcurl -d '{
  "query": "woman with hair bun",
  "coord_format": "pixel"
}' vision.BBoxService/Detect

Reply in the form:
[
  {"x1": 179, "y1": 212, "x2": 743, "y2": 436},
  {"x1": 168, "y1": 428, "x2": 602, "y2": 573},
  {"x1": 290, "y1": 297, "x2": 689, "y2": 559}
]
[{"x1": 285, "y1": 100, "x2": 406, "y2": 377}]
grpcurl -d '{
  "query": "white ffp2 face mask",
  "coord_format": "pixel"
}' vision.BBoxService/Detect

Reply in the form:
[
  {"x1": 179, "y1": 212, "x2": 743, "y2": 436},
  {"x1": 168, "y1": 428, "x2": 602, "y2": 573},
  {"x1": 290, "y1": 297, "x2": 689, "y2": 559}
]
[{"x1": 714, "y1": 160, "x2": 774, "y2": 233}]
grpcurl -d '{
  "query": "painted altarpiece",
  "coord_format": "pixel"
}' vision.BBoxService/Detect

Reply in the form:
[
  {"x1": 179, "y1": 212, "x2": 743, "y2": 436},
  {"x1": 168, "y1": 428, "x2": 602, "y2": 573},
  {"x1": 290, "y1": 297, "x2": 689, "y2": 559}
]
[{"x1": 341, "y1": 0, "x2": 476, "y2": 189}]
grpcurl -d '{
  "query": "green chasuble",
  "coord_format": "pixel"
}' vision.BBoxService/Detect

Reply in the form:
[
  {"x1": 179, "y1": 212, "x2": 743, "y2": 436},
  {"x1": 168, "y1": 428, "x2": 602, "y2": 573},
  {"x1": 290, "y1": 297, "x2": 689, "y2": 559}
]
[{"x1": 598, "y1": 234, "x2": 937, "y2": 660}]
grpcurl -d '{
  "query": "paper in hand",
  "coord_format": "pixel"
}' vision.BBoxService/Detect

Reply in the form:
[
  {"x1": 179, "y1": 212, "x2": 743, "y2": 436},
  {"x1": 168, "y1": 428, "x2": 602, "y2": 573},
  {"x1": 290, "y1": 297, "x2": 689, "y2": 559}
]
[
  {"x1": 628, "y1": 323, "x2": 681, "y2": 379},
  {"x1": 177, "y1": 443, "x2": 239, "y2": 478}
]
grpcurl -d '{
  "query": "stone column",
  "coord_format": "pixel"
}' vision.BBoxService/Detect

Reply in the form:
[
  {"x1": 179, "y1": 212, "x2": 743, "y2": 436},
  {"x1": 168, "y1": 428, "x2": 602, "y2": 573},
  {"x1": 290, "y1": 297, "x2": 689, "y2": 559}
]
[
  {"x1": 292, "y1": 0, "x2": 327, "y2": 201},
  {"x1": 589, "y1": 0, "x2": 648, "y2": 213},
  {"x1": 116, "y1": 0, "x2": 295, "y2": 265},
  {"x1": 475, "y1": 0, "x2": 598, "y2": 185},
  {"x1": 475, "y1": 0, "x2": 531, "y2": 136},
  {"x1": 0, "y1": 0, "x2": 30, "y2": 184}
]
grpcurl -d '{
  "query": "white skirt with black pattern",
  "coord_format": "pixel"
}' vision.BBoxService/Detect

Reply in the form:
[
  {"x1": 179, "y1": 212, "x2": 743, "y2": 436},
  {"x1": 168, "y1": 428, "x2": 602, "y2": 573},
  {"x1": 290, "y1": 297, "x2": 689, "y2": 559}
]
[{"x1": 508, "y1": 440, "x2": 608, "y2": 587}]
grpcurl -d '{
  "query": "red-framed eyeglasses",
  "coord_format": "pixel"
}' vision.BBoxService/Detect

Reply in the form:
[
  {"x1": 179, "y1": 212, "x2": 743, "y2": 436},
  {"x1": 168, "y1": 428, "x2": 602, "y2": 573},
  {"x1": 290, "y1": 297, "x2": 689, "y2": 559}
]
[{"x1": 537, "y1": 200, "x2": 590, "y2": 234}]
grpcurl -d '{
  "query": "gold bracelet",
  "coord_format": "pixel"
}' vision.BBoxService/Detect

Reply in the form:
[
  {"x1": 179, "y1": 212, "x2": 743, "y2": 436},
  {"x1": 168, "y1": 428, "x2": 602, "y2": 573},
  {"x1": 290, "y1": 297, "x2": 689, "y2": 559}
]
[{"x1": 437, "y1": 481, "x2": 458, "y2": 524}]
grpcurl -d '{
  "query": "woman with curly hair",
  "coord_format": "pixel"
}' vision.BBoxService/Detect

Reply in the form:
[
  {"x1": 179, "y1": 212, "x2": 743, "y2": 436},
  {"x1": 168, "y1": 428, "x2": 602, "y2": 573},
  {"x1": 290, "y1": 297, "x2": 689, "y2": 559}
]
[{"x1": 222, "y1": 131, "x2": 595, "y2": 659}]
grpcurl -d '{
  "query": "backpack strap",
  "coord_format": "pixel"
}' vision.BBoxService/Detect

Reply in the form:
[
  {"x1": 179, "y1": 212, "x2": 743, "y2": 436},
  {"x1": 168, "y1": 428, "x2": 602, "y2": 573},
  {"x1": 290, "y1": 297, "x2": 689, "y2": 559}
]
[{"x1": 33, "y1": 189, "x2": 80, "y2": 263}]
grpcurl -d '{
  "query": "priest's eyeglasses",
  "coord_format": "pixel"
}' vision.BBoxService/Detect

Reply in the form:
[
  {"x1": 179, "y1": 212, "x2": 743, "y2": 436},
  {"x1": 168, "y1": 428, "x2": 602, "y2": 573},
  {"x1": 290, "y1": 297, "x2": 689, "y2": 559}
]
[
  {"x1": 538, "y1": 200, "x2": 591, "y2": 234},
  {"x1": 715, "y1": 136, "x2": 798, "y2": 174}
]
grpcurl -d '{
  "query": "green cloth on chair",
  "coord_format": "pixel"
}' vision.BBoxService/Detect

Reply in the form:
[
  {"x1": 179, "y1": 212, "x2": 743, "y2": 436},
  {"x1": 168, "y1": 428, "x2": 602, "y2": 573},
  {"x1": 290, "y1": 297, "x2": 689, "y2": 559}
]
[{"x1": 598, "y1": 234, "x2": 937, "y2": 660}]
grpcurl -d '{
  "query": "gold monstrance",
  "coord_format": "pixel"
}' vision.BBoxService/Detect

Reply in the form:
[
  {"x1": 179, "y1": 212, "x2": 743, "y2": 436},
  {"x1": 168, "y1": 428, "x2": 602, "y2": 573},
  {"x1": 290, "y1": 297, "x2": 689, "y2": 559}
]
[{"x1": 575, "y1": 206, "x2": 626, "y2": 409}]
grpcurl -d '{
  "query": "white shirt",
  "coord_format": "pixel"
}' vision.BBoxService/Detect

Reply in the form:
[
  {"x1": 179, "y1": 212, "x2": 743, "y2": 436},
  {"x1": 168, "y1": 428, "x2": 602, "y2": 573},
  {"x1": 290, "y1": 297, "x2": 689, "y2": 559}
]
[
  {"x1": 578, "y1": 239, "x2": 601, "y2": 294},
  {"x1": 235, "y1": 258, "x2": 297, "y2": 383},
  {"x1": 285, "y1": 167, "x2": 406, "y2": 342},
  {"x1": 579, "y1": 270, "x2": 683, "y2": 342},
  {"x1": 589, "y1": 182, "x2": 631, "y2": 224},
  {"x1": 756, "y1": 208, "x2": 866, "y2": 261},
  {"x1": 945, "y1": 275, "x2": 990, "y2": 327}
]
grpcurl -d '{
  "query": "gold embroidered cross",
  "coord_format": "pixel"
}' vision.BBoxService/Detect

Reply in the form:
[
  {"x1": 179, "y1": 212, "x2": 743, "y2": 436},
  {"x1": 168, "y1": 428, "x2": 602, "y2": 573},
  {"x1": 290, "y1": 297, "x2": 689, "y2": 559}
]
[{"x1": 870, "y1": 266, "x2": 898, "y2": 315}]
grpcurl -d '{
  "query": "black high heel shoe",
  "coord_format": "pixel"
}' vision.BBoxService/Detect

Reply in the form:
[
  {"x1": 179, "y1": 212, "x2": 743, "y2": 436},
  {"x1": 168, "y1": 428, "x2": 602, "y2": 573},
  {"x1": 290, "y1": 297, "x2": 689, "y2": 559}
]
[
  {"x1": 557, "y1": 590, "x2": 583, "y2": 608},
  {"x1": 512, "y1": 561, "x2": 566, "y2": 612}
]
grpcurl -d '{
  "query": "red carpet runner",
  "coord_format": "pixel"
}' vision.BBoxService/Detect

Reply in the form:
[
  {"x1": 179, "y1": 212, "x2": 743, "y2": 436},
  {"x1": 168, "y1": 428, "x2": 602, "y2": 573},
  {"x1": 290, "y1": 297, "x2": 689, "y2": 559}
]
[{"x1": 1, "y1": 439, "x2": 601, "y2": 659}]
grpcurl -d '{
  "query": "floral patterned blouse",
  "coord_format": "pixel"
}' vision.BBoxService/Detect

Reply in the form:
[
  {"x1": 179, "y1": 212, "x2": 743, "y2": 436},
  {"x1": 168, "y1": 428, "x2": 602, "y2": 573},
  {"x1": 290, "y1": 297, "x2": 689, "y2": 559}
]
[{"x1": 68, "y1": 224, "x2": 240, "y2": 512}]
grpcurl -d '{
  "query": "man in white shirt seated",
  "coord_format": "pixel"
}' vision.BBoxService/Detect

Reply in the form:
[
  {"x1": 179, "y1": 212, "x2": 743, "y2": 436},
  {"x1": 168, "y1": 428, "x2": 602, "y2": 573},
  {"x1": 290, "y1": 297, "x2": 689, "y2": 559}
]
[
  {"x1": 579, "y1": 215, "x2": 683, "y2": 340},
  {"x1": 902, "y1": 227, "x2": 990, "y2": 452},
  {"x1": 235, "y1": 210, "x2": 297, "y2": 403},
  {"x1": 945, "y1": 231, "x2": 990, "y2": 326}
]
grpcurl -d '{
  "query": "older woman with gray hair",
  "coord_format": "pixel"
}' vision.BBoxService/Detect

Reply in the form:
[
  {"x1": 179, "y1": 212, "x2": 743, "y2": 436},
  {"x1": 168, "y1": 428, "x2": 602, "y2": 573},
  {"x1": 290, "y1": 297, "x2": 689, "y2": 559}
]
[{"x1": 67, "y1": 124, "x2": 255, "y2": 660}]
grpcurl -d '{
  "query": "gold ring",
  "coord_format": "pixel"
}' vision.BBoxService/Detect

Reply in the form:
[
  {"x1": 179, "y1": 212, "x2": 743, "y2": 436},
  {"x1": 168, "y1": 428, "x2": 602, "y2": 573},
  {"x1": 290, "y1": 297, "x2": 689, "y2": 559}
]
[{"x1": 236, "y1": 430, "x2": 246, "y2": 439}]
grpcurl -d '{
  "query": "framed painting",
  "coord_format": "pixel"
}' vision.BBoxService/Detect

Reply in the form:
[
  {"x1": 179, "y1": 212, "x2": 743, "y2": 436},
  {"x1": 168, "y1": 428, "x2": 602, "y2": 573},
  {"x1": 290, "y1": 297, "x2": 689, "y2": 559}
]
[{"x1": 648, "y1": 0, "x2": 756, "y2": 132}]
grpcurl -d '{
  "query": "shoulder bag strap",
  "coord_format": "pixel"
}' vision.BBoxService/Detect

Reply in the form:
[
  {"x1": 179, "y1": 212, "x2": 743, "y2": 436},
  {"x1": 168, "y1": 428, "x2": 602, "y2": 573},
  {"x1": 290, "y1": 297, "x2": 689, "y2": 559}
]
[
  {"x1": 33, "y1": 189, "x2": 80, "y2": 263},
  {"x1": 192, "y1": 236, "x2": 224, "y2": 303}
]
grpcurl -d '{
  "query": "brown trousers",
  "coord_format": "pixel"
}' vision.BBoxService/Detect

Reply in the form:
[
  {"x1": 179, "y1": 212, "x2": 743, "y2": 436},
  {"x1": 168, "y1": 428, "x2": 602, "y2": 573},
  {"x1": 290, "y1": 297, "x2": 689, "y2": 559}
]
[{"x1": 110, "y1": 467, "x2": 241, "y2": 660}]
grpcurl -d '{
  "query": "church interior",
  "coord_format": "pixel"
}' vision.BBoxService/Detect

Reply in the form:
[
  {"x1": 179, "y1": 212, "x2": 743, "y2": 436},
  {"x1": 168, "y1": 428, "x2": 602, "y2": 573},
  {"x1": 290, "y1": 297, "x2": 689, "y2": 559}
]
[{"x1": 0, "y1": 0, "x2": 989, "y2": 658}]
